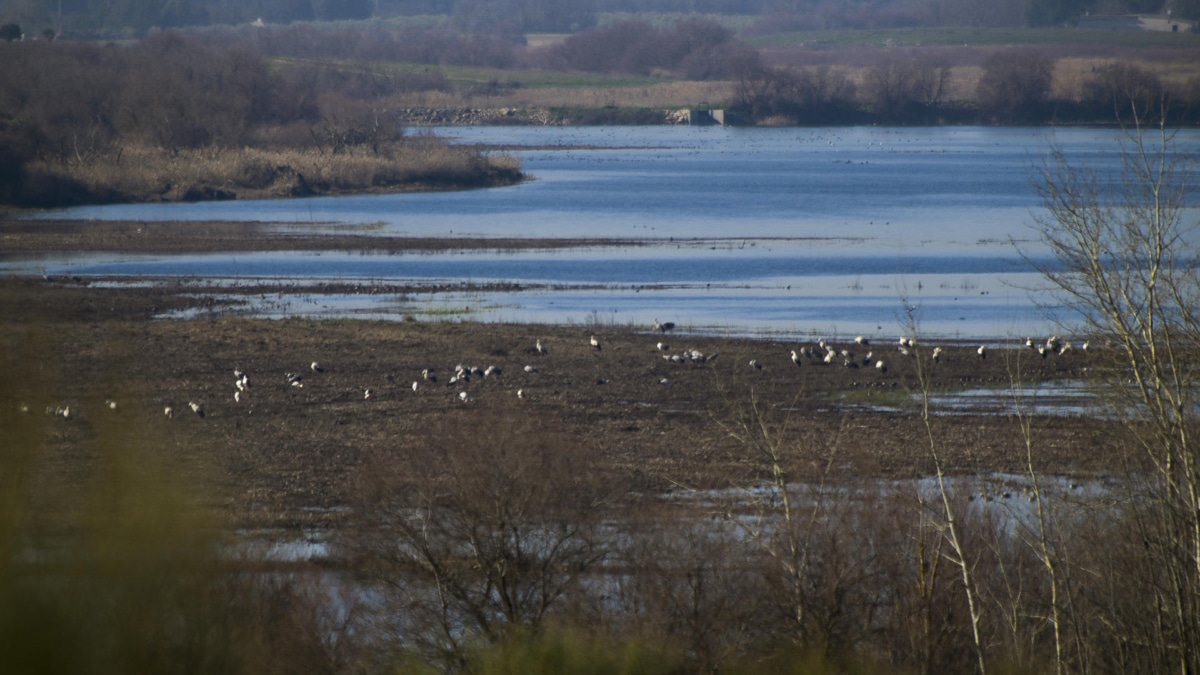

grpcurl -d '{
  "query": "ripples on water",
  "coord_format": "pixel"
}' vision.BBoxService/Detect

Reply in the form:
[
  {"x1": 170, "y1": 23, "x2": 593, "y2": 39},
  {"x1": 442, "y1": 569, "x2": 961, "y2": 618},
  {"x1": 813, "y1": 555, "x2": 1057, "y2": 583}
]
[{"x1": 13, "y1": 126, "x2": 1200, "y2": 338}]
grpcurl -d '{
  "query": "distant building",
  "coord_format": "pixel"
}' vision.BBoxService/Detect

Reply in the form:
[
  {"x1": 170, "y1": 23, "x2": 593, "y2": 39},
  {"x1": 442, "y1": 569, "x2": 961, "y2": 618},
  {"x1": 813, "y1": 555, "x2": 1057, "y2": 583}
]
[{"x1": 1075, "y1": 14, "x2": 1195, "y2": 33}]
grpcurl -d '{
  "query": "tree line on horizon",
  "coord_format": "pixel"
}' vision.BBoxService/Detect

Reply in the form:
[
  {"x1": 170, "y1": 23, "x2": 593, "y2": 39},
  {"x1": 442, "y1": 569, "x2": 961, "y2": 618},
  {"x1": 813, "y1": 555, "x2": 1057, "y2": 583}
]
[
  {"x1": 0, "y1": 0, "x2": 1197, "y2": 40},
  {"x1": 1, "y1": 18, "x2": 1199, "y2": 206}
]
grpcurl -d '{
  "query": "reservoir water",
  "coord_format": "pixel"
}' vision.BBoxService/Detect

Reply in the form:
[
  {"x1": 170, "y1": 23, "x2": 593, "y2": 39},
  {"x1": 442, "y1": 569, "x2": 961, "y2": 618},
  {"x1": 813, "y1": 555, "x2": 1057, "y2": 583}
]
[{"x1": 9, "y1": 126, "x2": 1199, "y2": 339}]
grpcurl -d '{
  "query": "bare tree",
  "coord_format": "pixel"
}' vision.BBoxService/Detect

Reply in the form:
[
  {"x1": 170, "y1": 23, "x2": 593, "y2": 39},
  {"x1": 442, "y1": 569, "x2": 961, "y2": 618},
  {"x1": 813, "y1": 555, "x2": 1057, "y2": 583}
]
[
  {"x1": 902, "y1": 313, "x2": 991, "y2": 675},
  {"x1": 350, "y1": 414, "x2": 611, "y2": 667},
  {"x1": 1033, "y1": 111, "x2": 1200, "y2": 673}
]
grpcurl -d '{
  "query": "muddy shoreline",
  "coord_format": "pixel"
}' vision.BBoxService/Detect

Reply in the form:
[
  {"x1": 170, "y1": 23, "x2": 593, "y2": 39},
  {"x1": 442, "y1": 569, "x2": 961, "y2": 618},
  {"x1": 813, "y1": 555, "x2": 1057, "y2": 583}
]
[
  {"x1": 1, "y1": 252, "x2": 1129, "y2": 533},
  {"x1": 0, "y1": 218, "x2": 654, "y2": 254}
]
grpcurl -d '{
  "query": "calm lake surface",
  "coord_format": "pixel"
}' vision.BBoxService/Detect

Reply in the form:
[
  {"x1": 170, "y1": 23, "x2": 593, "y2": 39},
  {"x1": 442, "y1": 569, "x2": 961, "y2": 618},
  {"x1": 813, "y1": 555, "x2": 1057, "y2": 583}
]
[{"x1": 11, "y1": 126, "x2": 1200, "y2": 339}]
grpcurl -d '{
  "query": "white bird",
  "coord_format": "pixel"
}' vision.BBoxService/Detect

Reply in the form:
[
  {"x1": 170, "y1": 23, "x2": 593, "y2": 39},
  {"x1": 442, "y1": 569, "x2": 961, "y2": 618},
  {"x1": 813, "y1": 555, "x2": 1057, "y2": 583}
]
[
  {"x1": 590, "y1": 335, "x2": 601, "y2": 350},
  {"x1": 932, "y1": 347, "x2": 943, "y2": 364},
  {"x1": 411, "y1": 381, "x2": 419, "y2": 392},
  {"x1": 517, "y1": 388, "x2": 526, "y2": 399},
  {"x1": 749, "y1": 359, "x2": 762, "y2": 371},
  {"x1": 657, "y1": 342, "x2": 669, "y2": 351},
  {"x1": 484, "y1": 365, "x2": 500, "y2": 378},
  {"x1": 790, "y1": 350, "x2": 802, "y2": 367},
  {"x1": 235, "y1": 378, "x2": 246, "y2": 392},
  {"x1": 59, "y1": 406, "x2": 71, "y2": 419},
  {"x1": 164, "y1": 405, "x2": 174, "y2": 419},
  {"x1": 105, "y1": 399, "x2": 118, "y2": 410},
  {"x1": 653, "y1": 319, "x2": 675, "y2": 333},
  {"x1": 524, "y1": 365, "x2": 538, "y2": 374},
  {"x1": 363, "y1": 389, "x2": 373, "y2": 400},
  {"x1": 875, "y1": 360, "x2": 888, "y2": 373},
  {"x1": 459, "y1": 391, "x2": 471, "y2": 403},
  {"x1": 234, "y1": 391, "x2": 242, "y2": 403},
  {"x1": 1082, "y1": 340, "x2": 1090, "y2": 352},
  {"x1": 234, "y1": 368, "x2": 246, "y2": 380},
  {"x1": 188, "y1": 401, "x2": 204, "y2": 418},
  {"x1": 977, "y1": 345, "x2": 987, "y2": 360},
  {"x1": 855, "y1": 335, "x2": 869, "y2": 346},
  {"x1": 422, "y1": 368, "x2": 436, "y2": 382},
  {"x1": 535, "y1": 339, "x2": 547, "y2": 355},
  {"x1": 659, "y1": 377, "x2": 671, "y2": 386},
  {"x1": 311, "y1": 361, "x2": 324, "y2": 373}
]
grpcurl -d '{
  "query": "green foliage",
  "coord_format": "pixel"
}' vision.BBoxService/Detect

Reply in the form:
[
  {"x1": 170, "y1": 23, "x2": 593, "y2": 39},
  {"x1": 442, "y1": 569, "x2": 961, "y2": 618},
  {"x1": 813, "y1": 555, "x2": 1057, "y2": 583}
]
[
  {"x1": 0, "y1": 334, "x2": 241, "y2": 675},
  {"x1": 461, "y1": 630, "x2": 685, "y2": 675}
]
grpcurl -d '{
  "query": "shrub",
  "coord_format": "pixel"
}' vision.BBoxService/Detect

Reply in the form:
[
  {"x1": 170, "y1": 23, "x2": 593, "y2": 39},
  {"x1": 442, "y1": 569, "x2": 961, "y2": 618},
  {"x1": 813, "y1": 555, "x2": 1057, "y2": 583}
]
[{"x1": 976, "y1": 48, "x2": 1053, "y2": 123}]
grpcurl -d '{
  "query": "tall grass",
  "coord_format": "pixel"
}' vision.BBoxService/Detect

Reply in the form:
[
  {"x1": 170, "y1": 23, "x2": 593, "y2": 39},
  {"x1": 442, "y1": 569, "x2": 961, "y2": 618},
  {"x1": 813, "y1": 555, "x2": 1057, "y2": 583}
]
[{"x1": 30, "y1": 140, "x2": 522, "y2": 205}]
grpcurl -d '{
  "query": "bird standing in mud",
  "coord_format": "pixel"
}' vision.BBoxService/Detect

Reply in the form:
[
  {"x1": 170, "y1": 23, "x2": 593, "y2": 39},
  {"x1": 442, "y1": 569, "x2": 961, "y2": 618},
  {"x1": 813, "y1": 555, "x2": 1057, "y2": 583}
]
[
  {"x1": 590, "y1": 335, "x2": 601, "y2": 351},
  {"x1": 189, "y1": 401, "x2": 205, "y2": 418}
]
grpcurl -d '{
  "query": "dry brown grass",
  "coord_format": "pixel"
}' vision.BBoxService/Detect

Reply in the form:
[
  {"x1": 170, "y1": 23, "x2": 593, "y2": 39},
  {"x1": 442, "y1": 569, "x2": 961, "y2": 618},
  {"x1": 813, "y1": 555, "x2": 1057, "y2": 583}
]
[
  {"x1": 33, "y1": 141, "x2": 521, "y2": 203},
  {"x1": 405, "y1": 81, "x2": 736, "y2": 109}
]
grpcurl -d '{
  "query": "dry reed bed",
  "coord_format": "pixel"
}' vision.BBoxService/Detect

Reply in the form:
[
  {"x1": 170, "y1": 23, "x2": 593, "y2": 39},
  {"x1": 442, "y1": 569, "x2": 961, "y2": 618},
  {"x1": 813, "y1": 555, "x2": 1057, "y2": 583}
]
[{"x1": 34, "y1": 142, "x2": 522, "y2": 203}]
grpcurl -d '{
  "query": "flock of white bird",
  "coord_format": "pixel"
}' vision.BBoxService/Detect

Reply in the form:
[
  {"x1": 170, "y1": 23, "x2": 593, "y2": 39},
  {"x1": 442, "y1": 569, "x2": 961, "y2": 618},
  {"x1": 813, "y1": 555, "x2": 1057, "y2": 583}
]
[{"x1": 24, "y1": 322, "x2": 1087, "y2": 423}]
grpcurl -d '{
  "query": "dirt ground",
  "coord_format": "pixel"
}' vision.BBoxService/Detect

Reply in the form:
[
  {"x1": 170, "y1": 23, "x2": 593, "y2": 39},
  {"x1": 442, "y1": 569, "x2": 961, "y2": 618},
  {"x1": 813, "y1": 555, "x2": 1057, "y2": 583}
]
[{"x1": 0, "y1": 219, "x2": 1132, "y2": 532}]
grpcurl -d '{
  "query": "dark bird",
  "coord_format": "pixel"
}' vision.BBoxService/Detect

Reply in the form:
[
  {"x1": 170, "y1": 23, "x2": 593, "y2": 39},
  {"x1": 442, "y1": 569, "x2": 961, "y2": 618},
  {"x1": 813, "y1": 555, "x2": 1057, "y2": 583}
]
[{"x1": 188, "y1": 401, "x2": 205, "y2": 418}]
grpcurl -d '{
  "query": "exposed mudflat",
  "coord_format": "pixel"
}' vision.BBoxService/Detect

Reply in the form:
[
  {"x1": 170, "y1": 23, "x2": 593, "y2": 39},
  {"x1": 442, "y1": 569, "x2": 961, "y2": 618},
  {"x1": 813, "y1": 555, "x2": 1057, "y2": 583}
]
[{"x1": 0, "y1": 219, "x2": 1132, "y2": 532}]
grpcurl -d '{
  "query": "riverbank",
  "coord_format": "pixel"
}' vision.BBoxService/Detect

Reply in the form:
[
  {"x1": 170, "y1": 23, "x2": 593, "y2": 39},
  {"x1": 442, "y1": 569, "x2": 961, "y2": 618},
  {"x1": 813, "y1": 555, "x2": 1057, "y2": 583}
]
[
  {"x1": 0, "y1": 218, "x2": 645, "y2": 254},
  {"x1": 1, "y1": 264, "x2": 1127, "y2": 533},
  {"x1": 11, "y1": 141, "x2": 524, "y2": 210}
]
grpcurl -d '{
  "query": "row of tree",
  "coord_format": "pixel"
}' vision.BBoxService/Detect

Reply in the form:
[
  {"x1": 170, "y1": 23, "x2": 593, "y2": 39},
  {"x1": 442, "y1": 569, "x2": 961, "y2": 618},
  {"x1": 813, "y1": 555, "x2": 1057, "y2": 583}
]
[
  {"x1": 4, "y1": 24, "x2": 1198, "y2": 193},
  {"x1": 0, "y1": 0, "x2": 1195, "y2": 39},
  {"x1": 732, "y1": 48, "x2": 1200, "y2": 125}
]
